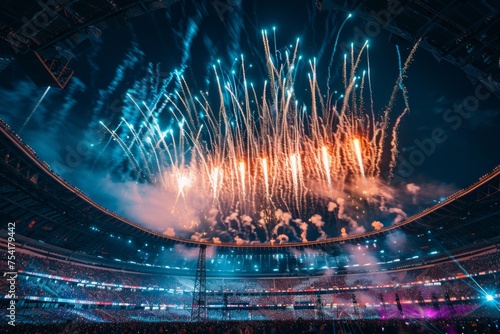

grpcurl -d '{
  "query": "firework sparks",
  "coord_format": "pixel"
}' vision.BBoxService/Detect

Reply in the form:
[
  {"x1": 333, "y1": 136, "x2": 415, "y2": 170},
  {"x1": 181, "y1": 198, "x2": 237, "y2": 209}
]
[
  {"x1": 321, "y1": 146, "x2": 332, "y2": 189},
  {"x1": 98, "y1": 30, "x2": 419, "y2": 242},
  {"x1": 261, "y1": 157, "x2": 270, "y2": 201},
  {"x1": 19, "y1": 86, "x2": 51, "y2": 134},
  {"x1": 353, "y1": 138, "x2": 365, "y2": 179}
]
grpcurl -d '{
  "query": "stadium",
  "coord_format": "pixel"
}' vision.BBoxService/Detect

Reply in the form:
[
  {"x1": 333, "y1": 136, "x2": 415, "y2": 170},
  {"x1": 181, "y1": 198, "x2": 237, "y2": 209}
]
[{"x1": 1, "y1": 0, "x2": 500, "y2": 333}]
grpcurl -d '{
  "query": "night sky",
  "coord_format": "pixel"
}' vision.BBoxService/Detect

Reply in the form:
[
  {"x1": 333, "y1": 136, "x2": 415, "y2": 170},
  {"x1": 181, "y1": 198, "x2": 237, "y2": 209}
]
[{"x1": 1, "y1": 1, "x2": 499, "y2": 242}]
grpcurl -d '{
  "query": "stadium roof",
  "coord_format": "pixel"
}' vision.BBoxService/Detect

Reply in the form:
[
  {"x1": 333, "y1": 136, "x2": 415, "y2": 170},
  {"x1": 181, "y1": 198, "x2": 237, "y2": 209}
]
[
  {"x1": 1, "y1": 0, "x2": 498, "y2": 92},
  {"x1": 0, "y1": 0, "x2": 181, "y2": 87},
  {"x1": 319, "y1": 0, "x2": 500, "y2": 97},
  {"x1": 1, "y1": 119, "x2": 499, "y2": 276}
]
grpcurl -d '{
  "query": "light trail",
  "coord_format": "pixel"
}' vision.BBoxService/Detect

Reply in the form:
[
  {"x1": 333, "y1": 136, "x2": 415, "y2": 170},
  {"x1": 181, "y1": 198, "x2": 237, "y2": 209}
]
[
  {"x1": 353, "y1": 138, "x2": 365, "y2": 179},
  {"x1": 321, "y1": 146, "x2": 332, "y2": 189},
  {"x1": 19, "y1": 86, "x2": 51, "y2": 134}
]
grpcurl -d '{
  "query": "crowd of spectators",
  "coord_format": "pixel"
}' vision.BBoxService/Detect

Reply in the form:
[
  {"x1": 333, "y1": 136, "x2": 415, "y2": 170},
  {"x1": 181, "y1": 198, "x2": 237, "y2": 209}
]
[
  {"x1": 4, "y1": 248, "x2": 499, "y2": 325},
  {"x1": 16, "y1": 252, "x2": 187, "y2": 289},
  {"x1": 412, "y1": 252, "x2": 500, "y2": 282},
  {"x1": 13, "y1": 249, "x2": 499, "y2": 292},
  {"x1": 2, "y1": 317, "x2": 500, "y2": 334}
]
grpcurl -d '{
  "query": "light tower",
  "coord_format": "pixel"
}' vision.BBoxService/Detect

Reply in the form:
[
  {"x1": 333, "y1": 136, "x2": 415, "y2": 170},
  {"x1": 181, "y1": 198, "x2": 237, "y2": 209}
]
[{"x1": 191, "y1": 245, "x2": 207, "y2": 322}]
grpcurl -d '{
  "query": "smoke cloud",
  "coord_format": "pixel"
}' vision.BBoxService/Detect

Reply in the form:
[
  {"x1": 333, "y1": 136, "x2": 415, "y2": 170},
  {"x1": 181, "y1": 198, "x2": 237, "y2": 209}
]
[{"x1": 371, "y1": 221, "x2": 384, "y2": 231}]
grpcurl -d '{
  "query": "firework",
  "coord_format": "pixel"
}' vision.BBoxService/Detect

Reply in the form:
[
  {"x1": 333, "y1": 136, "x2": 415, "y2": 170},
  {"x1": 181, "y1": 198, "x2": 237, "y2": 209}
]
[
  {"x1": 353, "y1": 138, "x2": 365, "y2": 179},
  {"x1": 100, "y1": 31, "x2": 419, "y2": 242}
]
